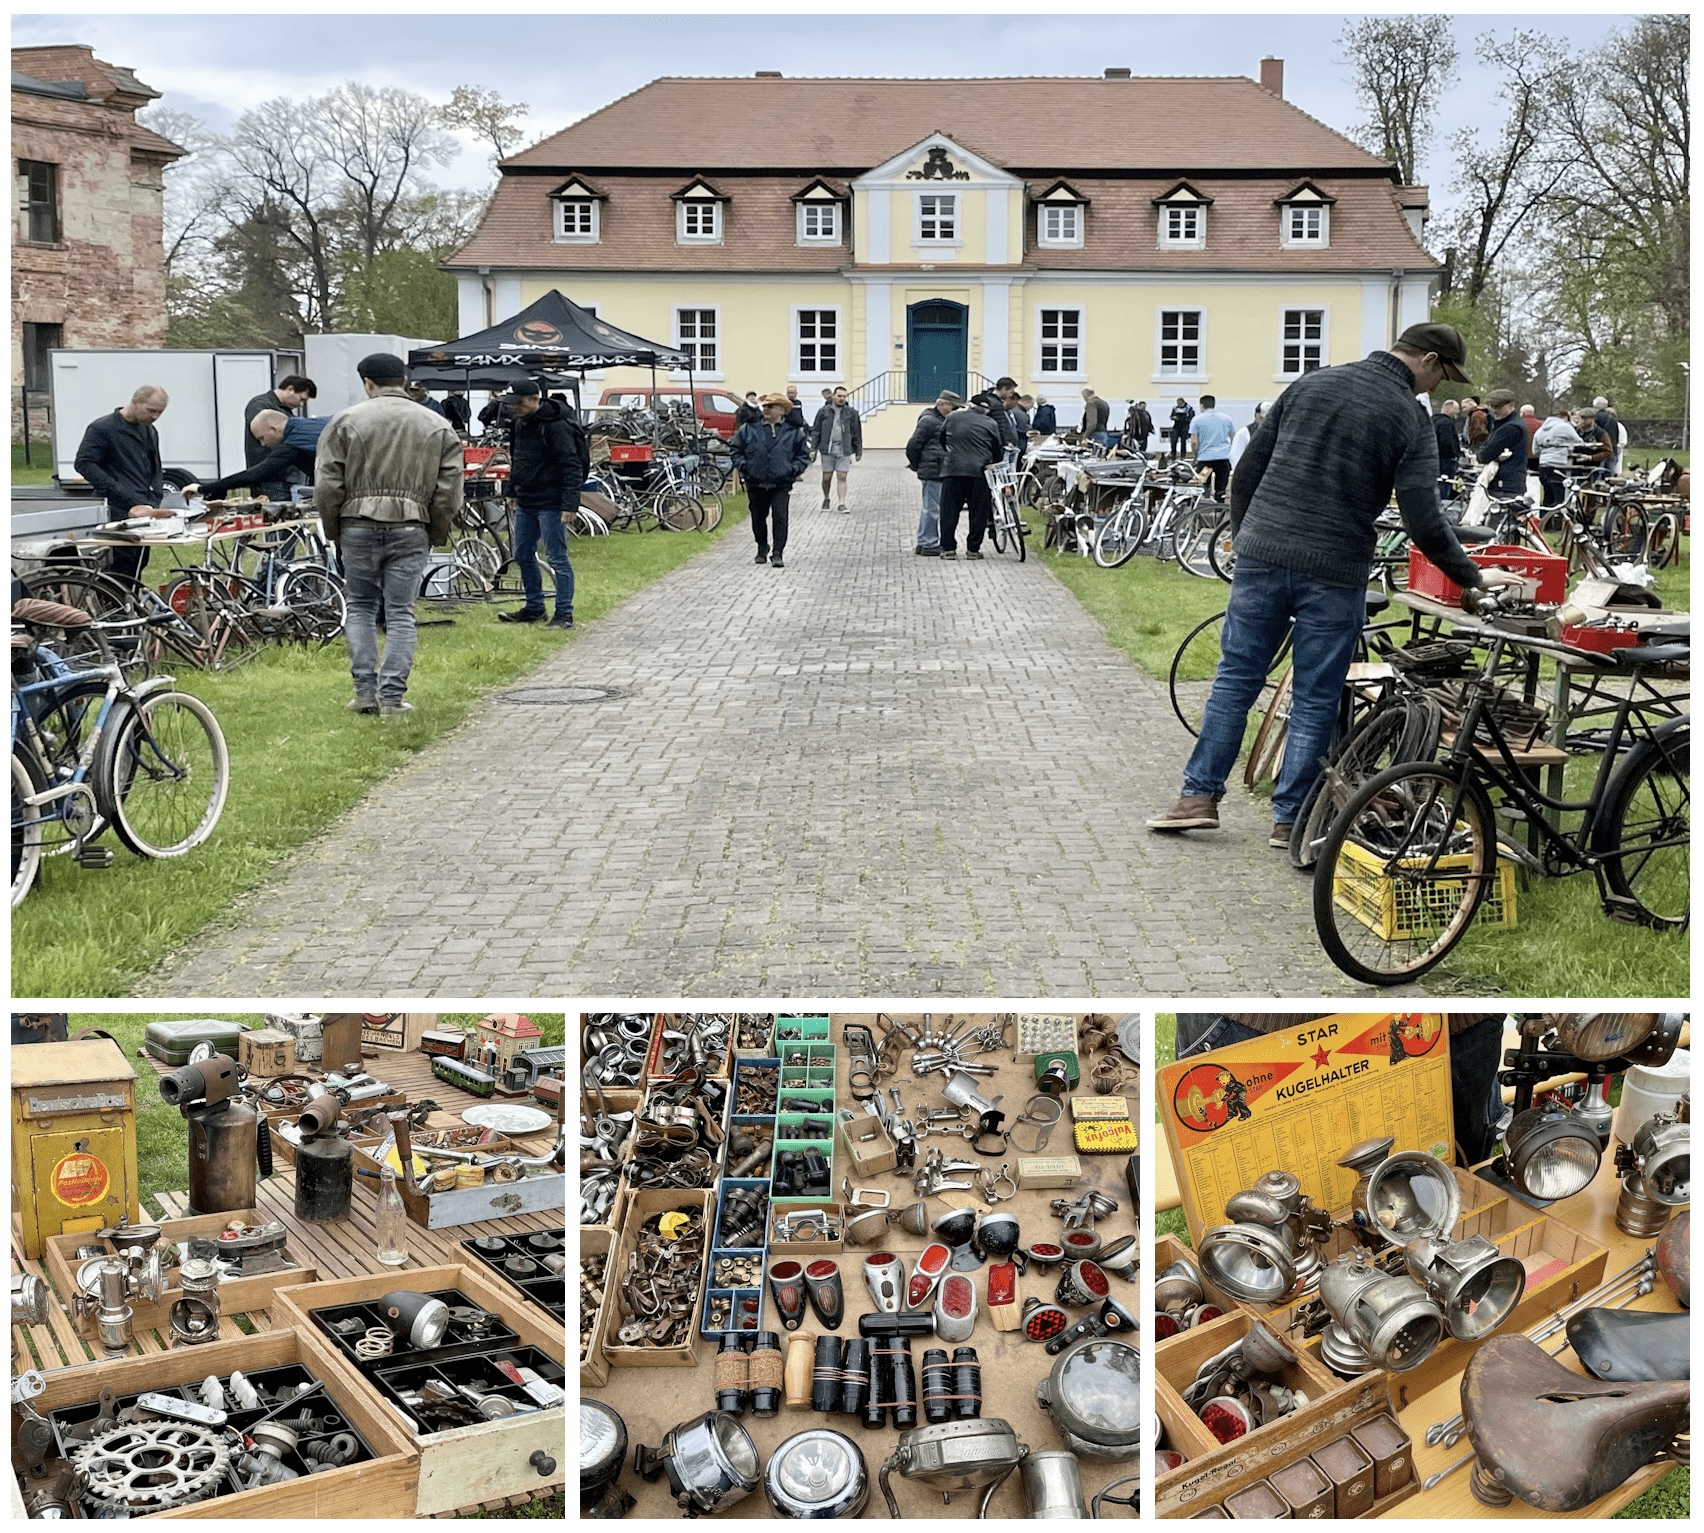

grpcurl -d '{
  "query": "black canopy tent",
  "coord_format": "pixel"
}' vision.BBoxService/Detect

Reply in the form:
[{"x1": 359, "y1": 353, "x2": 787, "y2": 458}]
[{"x1": 406, "y1": 290, "x2": 693, "y2": 427}]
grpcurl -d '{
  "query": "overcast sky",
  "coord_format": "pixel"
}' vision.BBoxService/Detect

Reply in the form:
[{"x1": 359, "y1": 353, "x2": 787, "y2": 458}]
[{"x1": 18, "y1": 11, "x2": 1638, "y2": 219}]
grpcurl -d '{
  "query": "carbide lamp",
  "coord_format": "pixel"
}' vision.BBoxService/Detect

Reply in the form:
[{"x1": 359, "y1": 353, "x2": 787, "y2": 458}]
[
  {"x1": 877, "y1": 1418, "x2": 1027, "y2": 1516},
  {"x1": 1338, "y1": 1136, "x2": 1396, "y2": 1247},
  {"x1": 1614, "y1": 1100, "x2": 1690, "y2": 1236},
  {"x1": 1502, "y1": 1102, "x2": 1603, "y2": 1202},
  {"x1": 1403, "y1": 1234, "x2": 1525, "y2": 1341},
  {"x1": 378, "y1": 1290, "x2": 450, "y2": 1349},
  {"x1": 581, "y1": 1399, "x2": 633, "y2": 1519},
  {"x1": 1197, "y1": 1170, "x2": 1329, "y2": 1304},
  {"x1": 1363, "y1": 1150, "x2": 1461, "y2": 1246},
  {"x1": 763, "y1": 1428, "x2": 870, "y2": 1519},
  {"x1": 1036, "y1": 1337, "x2": 1141, "y2": 1460},
  {"x1": 632, "y1": 1410, "x2": 760, "y2": 1516},
  {"x1": 1317, "y1": 1251, "x2": 1444, "y2": 1376}
]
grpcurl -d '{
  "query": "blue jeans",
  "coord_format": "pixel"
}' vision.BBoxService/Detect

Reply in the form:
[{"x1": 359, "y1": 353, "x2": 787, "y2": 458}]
[
  {"x1": 340, "y1": 520, "x2": 430, "y2": 705},
  {"x1": 1176, "y1": 1014, "x2": 1265, "y2": 1059},
  {"x1": 513, "y1": 502, "x2": 574, "y2": 618},
  {"x1": 916, "y1": 480, "x2": 941, "y2": 548},
  {"x1": 1182, "y1": 557, "x2": 1367, "y2": 824},
  {"x1": 1092, "y1": 431, "x2": 1120, "y2": 452}
]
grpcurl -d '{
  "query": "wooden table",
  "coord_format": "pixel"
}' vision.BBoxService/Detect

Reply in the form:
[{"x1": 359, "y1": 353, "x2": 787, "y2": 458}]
[
  {"x1": 12, "y1": 515, "x2": 318, "y2": 562},
  {"x1": 10, "y1": 1043, "x2": 564, "y2": 1518}
]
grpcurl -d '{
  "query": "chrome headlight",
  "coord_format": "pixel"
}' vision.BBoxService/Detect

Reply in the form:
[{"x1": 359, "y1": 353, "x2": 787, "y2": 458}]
[
  {"x1": 1404, "y1": 1235, "x2": 1525, "y2": 1341},
  {"x1": 1318, "y1": 1252, "x2": 1444, "y2": 1376},
  {"x1": 1197, "y1": 1221, "x2": 1295, "y2": 1304},
  {"x1": 764, "y1": 1429, "x2": 869, "y2": 1519},
  {"x1": 580, "y1": 1399, "x2": 633, "y2": 1518},
  {"x1": 877, "y1": 1418, "x2": 1027, "y2": 1516},
  {"x1": 633, "y1": 1410, "x2": 760, "y2": 1516},
  {"x1": 1504, "y1": 1104, "x2": 1602, "y2": 1201},
  {"x1": 1363, "y1": 1150, "x2": 1461, "y2": 1246},
  {"x1": 1036, "y1": 1337, "x2": 1141, "y2": 1460},
  {"x1": 1554, "y1": 1012, "x2": 1659, "y2": 1063}
]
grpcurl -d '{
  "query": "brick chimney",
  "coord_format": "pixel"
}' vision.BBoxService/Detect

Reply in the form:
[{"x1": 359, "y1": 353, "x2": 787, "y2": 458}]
[
  {"x1": 1259, "y1": 57, "x2": 1284, "y2": 97},
  {"x1": 1104, "y1": 67, "x2": 1131, "y2": 79}
]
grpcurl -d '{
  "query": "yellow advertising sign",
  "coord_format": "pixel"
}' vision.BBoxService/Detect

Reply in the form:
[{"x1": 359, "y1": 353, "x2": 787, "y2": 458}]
[{"x1": 1160, "y1": 1013, "x2": 1453, "y2": 1243}]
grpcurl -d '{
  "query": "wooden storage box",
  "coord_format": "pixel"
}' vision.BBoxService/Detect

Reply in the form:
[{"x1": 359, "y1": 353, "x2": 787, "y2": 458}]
[
  {"x1": 645, "y1": 1013, "x2": 731, "y2": 1081},
  {"x1": 21, "y1": 1327, "x2": 418, "y2": 1518},
  {"x1": 238, "y1": 1027, "x2": 297, "y2": 1078},
  {"x1": 1154, "y1": 1231, "x2": 1239, "y2": 1316},
  {"x1": 603, "y1": 1187, "x2": 715, "y2": 1367},
  {"x1": 580, "y1": 1226, "x2": 615, "y2": 1388},
  {"x1": 42, "y1": 1207, "x2": 319, "y2": 1341},
  {"x1": 273, "y1": 1263, "x2": 564, "y2": 1517},
  {"x1": 767, "y1": 1199, "x2": 845, "y2": 1256}
]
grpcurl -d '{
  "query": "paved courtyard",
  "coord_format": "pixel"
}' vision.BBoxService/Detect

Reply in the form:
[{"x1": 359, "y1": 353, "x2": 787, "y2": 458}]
[{"x1": 145, "y1": 455, "x2": 1367, "y2": 998}]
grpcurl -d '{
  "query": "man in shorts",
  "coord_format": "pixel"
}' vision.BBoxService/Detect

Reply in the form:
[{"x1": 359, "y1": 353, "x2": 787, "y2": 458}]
[{"x1": 813, "y1": 385, "x2": 863, "y2": 512}]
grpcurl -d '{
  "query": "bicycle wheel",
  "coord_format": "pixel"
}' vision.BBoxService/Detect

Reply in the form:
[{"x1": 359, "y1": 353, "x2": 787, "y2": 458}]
[
  {"x1": 1008, "y1": 507, "x2": 1027, "y2": 563},
  {"x1": 1092, "y1": 504, "x2": 1146, "y2": 568},
  {"x1": 11, "y1": 752, "x2": 45, "y2": 907},
  {"x1": 450, "y1": 536, "x2": 503, "y2": 596},
  {"x1": 1175, "y1": 508, "x2": 1219, "y2": 579},
  {"x1": 96, "y1": 690, "x2": 229, "y2": 859},
  {"x1": 17, "y1": 678, "x2": 114, "y2": 853},
  {"x1": 1289, "y1": 702, "x2": 1412, "y2": 870},
  {"x1": 278, "y1": 566, "x2": 347, "y2": 641},
  {"x1": 655, "y1": 494, "x2": 704, "y2": 531},
  {"x1": 1313, "y1": 760, "x2": 1497, "y2": 985},
  {"x1": 1603, "y1": 501, "x2": 1649, "y2": 560},
  {"x1": 695, "y1": 457, "x2": 729, "y2": 496},
  {"x1": 1243, "y1": 667, "x2": 1293, "y2": 790},
  {"x1": 695, "y1": 493, "x2": 725, "y2": 532},
  {"x1": 1207, "y1": 511, "x2": 1237, "y2": 583},
  {"x1": 1592, "y1": 720, "x2": 1688, "y2": 928},
  {"x1": 1645, "y1": 510, "x2": 1682, "y2": 569}
]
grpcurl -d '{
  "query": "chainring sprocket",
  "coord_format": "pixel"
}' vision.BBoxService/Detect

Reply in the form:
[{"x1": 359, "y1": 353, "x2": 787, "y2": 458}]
[{"x1": 71, "y1": 1419, "x2": 232, "y2": 1511}]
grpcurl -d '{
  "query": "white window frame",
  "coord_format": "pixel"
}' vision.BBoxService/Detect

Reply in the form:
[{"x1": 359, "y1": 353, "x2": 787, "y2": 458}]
[
  {"x1": 796, "y1": 201, "x2": 841, "y2": 245},
  {"x1": 553, "y1": 198, "x2": 599, "y2": 243},
  {"x1": 1154, "y1": 307, "x2": 1207, "y2": 382},
  {"x1": 1035, "y1": 307, "x2": 1085, "y2": 380},
  {"x1": 1036, "y1": 203, "x2": 1083, "y2": 249},
  {"x1": 791, "y1": 307, "x2": 843, "y2": 381},
  {"x1": 672, "y1": 306, "x2": 722, "y2": 378},
  {"x1": 1276, "y1": 306, "x2": 1328, "y2": 380},
  {"x1": 1280, "y1": 203, "x2": 1329, "y2": 248},
  {"x1": 915, "y1": 192, "x2": 959, "y2": 245},
  {"x1": 1159, "y1": 203, "x2": 1205, "y2": 249},
  {"x1": 676, "y1": 199, "x2": 722, "y2": 244}
]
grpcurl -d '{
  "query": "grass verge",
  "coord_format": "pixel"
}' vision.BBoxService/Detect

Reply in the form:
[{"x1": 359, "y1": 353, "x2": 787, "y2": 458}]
[
  {"x1": 14, "y1": 442, "x2": 55, "y2": 485},
  {"x1": 16, "y1": 508, "x2": 745, "y2": 996},
  {"x1": 1026, "y1": 510, "x2": 1688, "y2": 998}
]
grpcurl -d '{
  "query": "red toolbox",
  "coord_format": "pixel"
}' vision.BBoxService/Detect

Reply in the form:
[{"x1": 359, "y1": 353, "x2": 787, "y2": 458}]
[
  {"x1": 1559, "y1": 621, "x2": 1642, "y2": 654},
  {"x1": 608, "y1": 442, "x2": 655, "y2": 463},
  {"x1": 1408, "y1": 543, "x2": 1568, "y2": 605}
]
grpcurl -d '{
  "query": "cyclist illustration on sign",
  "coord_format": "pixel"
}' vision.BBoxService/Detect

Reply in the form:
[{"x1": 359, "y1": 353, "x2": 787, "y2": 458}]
[
  {"x1": 1173, "y1": 1063, "x2": 1255, "y2": 1130},
  {"x1": 1387, "y1": 1012, "x2": 1443, "y2": 1066}
]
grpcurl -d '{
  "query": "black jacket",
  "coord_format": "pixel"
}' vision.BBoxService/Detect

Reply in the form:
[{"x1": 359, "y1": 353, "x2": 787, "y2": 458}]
[
  {"x1": 1125, "y1": 405, "x2": 1154, "y2": 441},
  {"x1": 243, "y1": 389, "x2": 288, "y2": 466},
  {"x1": 507, "y1": 399, "x2": 589, "y2": 511},
  {"x1": 1081, "y1": 395, "x2": 1110, "y2": 435},
  {"x1": 1433, "y1": 412, "x2": 1463, "y2": 473},
  {"x1": 1031, "y1": 401, "x2": 1058, "y2": 434},
  {"x1": 730, "y1": 419, "x2": 811, "y2": 487},
  {"x1": 1476, "y1": 415, "x2": 1529, "y2": 495},
  {"x1": 939, "y1": 408, "x2": 1004, "y2": 479},
  {"x1": 812, "y1": 403, "x2": 863, "y2": 458},
  {"x1": 1169, "y1": 401, "x2": 1196, "y2": 435},
  {"x1": 905, "y1": 407, "x2": 949, "y2": 481},
  {"x1": 74, "y1": 409, "x2": 164, "y2": 512},
  {"x1": 442, "y1": 394, "x2": 472, "y2": 433},
  {"x1": 783, "y1": 402, "x2": 808, "y2": 430},
  {"x1": 734, "y1": 401, "x2": 763, "y2": 429},
  {"x1": 1230, "y1": 351, "x2": 1481, "y2": 591}
]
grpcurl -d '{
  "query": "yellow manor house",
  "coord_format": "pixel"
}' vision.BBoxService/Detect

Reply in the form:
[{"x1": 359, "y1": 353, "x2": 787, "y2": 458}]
[{"x1": 447, "y1": 61, "x2": 1441, "y2": 445}]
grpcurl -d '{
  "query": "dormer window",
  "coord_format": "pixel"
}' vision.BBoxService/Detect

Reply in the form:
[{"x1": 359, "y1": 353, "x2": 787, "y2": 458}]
[
  {"x1": 791, "y1": 178, "x2": 847, "y2": 246},
  {"x1": 672, "y1": 178, "x2": 727, "y2": 245},
  {"x1": 1153, "y1": 181, "x2": 1211, "y2": 250},
  {"x1": 548, "y1": 176, "x2": 604, "y2": 244},
  {"x1": 1276, "y1": 181, "x2": 1334, "y2": 248},
  {"x1": 917, "y1": 193, "x2": 957, "y2": 243},
  {"x1": 1033, "y1": 181, "x2": 1087, "y2": 250}
]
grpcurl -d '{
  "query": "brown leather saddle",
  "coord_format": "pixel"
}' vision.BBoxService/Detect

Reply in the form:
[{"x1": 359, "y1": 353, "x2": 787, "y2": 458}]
[{"x1": 1463, "y1": 1334, "x2": 1690, "y2": 1511}]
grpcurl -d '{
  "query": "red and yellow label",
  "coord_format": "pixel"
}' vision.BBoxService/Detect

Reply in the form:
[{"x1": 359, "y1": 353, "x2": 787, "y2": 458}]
[{"x1": 51, "y1": 1152, "x2": 111, "y2": 1208}]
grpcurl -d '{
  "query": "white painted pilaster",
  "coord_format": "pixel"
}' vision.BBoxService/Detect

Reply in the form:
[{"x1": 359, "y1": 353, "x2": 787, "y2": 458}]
[
  {"x1": 868, "y1": 191, "x2": 890, "y2": 266},
  {"x1": 983, "y1": 278, "x2": 1012, "y2": 380},
  {"x1": 1359, "y1": 278, "x2": 1389, "y2": 354}
]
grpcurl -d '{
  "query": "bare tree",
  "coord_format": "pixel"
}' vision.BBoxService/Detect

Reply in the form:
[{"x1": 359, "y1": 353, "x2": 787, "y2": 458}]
[
  {"x1": 1338, "y1": 16, "x2": 1459, "y2": 184},
  {"x1": 438, "y1": 84, "x2": 530, "y2": 168},
  {"x1": 138, "y1": 107, "x2": 232, "y2": 281},
  {"x1": 319, "y1": 83, "x2": 458, "y2": 261}
]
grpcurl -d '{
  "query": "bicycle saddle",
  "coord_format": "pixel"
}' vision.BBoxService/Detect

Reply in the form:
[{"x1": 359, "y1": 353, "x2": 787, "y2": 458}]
[
  {"x1": 1462, "y1": 1335, "x2": 1690, "y2": 1511},
  {"x1": 1455, "y1": 524, "x2": 1499, "y2": 545},
  {"x1": 1607, "y1": 642, "x2": 1690, "y2": 670},
  {"x1": 12, "y1": 597, "x2": 92, "y2": 628},
  {"x1": 1566, "y1": 1308, "x2": 1691, "y2": 1382}
]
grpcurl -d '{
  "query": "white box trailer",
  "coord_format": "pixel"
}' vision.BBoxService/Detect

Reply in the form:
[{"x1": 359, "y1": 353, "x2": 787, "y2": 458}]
[
  {"x1": 303, "y1": 332, "x2": 439, "y2": 419},
  {"x1": 49, "y1": 348, "x2": 300, "y2": 490}
]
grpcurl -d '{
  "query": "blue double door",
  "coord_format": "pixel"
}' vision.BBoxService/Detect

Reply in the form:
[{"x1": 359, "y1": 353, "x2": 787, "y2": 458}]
[{"x1": 906, "y1": 300, "x2": 968, "y2": 403}]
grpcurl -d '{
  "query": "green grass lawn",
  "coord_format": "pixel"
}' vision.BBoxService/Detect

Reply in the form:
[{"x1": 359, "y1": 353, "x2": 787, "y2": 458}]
[
  {"x1": 16, "y1": 508, "x2": 745, "y2": 996},
  {"x1": 1027, "y1": 509, "x2": 1689, "y2": 998},
  {"x1": 14, "y1": 441, "x2": 55, "y2": 485}
]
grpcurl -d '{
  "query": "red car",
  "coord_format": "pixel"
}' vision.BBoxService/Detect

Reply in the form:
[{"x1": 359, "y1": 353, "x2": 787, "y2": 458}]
[{"x1": 595, "y1": 386, "x2": 744, "y2": 440}]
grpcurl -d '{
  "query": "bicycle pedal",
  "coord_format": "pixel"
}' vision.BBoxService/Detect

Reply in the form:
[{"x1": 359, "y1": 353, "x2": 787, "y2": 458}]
[
  {"x1": 75, "y1": 846, "x2": 115, "y2": 870},
  {"x1": 1601, "y1": 895, "x2": 1648, "y2": 926}
]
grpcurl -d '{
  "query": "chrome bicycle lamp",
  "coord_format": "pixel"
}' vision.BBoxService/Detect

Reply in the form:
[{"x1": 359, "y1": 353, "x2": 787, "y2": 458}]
[
  {"x1": 763, "y1": 1428, "x2": 870, "y2": 1519},
  {"x1": 1198, "y1": 1170, "x2": 1329, "y2": 1303},
  {"x1": 877, "y1": 1418, "x2": 1028, "y2": 1516},
  {"x1": 1317, "y1": 1251, "x2": 1445, "y2": 1377},
  {"x1": 1363, "y1": 1149, "x2": 1461, "y2": 1246},
  {"x1": 1503, "y1": 1102, "x2": 1603, "y2": 1202},
  {"x1": 1404, "y1": 1234, "x2": 1525, "y2": 1341},
  {"x1": 633, "y1": 1409, "x2": 760, "y2": 1516},
  {"x1": 580, "y1": 1399, "x2": 634, "y2": 1519},
  {"x1": 1036, "y1": 1337, "x2": 1141, "y2": 1461},
  {"x1": 1614, "y1": 1100, "x2": 1690, "y2": 1236},
  {"x1": 1553, "y1": 1012, "x2": 1661, "y2": 1064}
]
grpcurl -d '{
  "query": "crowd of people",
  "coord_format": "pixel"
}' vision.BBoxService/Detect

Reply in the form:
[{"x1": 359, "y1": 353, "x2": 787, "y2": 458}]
[{"x1": 1434, "y1": 392, "x2": 1624, "y2": 507}]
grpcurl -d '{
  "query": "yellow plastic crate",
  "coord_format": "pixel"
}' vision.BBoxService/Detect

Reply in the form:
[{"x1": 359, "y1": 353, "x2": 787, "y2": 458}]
[{"x1": 1334, "y1": 838, "x2": 1517, "y2": 941}]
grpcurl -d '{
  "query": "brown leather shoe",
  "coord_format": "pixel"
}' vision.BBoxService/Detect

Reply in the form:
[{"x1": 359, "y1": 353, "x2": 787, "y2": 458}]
[
  {"x1": 1147, "y1": 795, "x2": 1220, "y2": 832},
  {"x1": 1270, "y1": 822, "x2": 1294, "y2": 849}
]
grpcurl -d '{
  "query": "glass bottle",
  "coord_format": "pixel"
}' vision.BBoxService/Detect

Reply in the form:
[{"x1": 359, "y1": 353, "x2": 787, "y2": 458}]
[{"x1": 375, "y1": 1165, "x2": 409, "y2": 1267}]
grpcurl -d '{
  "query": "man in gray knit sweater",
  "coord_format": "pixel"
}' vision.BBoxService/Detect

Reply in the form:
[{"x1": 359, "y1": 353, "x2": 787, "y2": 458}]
[{"x1": 1149, "y1": 323, "x2": 1526, "y2": 846}]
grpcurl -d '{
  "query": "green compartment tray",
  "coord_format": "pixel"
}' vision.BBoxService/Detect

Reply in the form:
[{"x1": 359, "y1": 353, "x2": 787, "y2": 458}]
[{"x1": 141, "y1": 1018, "x2": 246, "y2": 1066}]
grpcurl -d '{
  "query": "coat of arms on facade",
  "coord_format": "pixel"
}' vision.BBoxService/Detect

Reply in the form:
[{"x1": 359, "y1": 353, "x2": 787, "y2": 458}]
[{"x1": 907, "y1": 146, "x2": 970, "y2": 181}]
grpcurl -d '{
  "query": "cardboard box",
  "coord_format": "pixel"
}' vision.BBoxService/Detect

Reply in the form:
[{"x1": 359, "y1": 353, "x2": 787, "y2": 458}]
[
  {"x1": 838, "y1": 1110, "x2": 898, "y2": 1177},
  {"x1": 273, "y1": 1263, "x2": 564, "y2": 1517},
  {"x1": 1017, "y1": 1154, "x2": 1083, "y2": 1189},
  {"x1": 602, "y1": 1188, "x2": 714, "y2": 1367},
  {"x1": 580, "y1": 1226, "x2": 615, "y2": 1388},
  {"x1": 23, "y1": 1326, "x2": 418, "y2": 1518}
]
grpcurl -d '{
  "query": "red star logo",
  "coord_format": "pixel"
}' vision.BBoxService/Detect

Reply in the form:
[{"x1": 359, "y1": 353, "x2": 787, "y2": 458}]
[{"x1": 1311, "y1": 1044, "x2": 1331, "y2": 1068}]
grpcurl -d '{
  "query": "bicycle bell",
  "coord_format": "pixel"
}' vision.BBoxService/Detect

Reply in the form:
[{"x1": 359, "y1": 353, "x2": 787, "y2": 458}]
[
  {"x1": 1197, "y1": 1170, "x2": 1327, "y2": 1303},
  {"x1": 1317, "y1": 1251, "x2": 1444, "y2": 1376},
  {"x1": 1036, "y1": 1337, "x2": 1141, "y2": 1460},
  {"x1": 632, "y1": 1409, "x2": 760, "y2": 1516},
  {"x1": 378, "y1": 1290, "x2": 450, "y2": 1349},
  {"x1": 1403, "y1": 1234, "x2": 1525, "y2": 1341},
  {"x1": 1614, "y1": 1098, "x2": 1690, "y2": 1236},
  {"x1": 581, "y1": 1399, "x2": 634, "y2": 1518},
  {"x1": 763, "y1": 1428, "x2": 870, "y2": 1518},
  {"x1": 877, "y1": 1418, "x2": 1027, "y2": 1516}
]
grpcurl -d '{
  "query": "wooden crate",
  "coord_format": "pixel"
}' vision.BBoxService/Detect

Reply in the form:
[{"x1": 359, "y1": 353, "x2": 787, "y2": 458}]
[
  {"x1": 1154, "y1": 1231, "x2": 1240, "y2": 1316},
  {"x1": 273, "y1": 1263, "x2": 564, "y2": 1518},
  {"x1": 602, "y1": 1188, "x2": 714, "y2": 1367},
  {"x1": 22, "y1": 1326, "x2": 418, "y2": 1519},
  {"x1": 580, "y1": 1226, "x2": 615, "y2": 1388},
  {"x1": 1156, "y1": 1306, "x2": 1403, "y2": 1518},
  {"x1": 41, "y1": 1208, "x2": 319, "y2": 1342}
]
